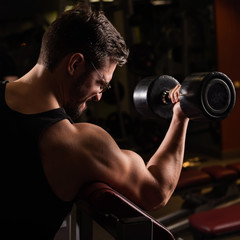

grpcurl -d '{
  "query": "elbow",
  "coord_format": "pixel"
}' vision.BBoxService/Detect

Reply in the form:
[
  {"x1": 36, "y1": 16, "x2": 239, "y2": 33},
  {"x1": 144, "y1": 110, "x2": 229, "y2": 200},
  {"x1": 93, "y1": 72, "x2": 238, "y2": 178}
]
[
  {"x1": 139, "y1": 185, "x2": 171, "y2": 211},
  {"x1": 143, "y1": 165, "x2": 178, "y2": 210},
  {"x1": 141, "y1": 195, "x2": 168, "y2": 211}
]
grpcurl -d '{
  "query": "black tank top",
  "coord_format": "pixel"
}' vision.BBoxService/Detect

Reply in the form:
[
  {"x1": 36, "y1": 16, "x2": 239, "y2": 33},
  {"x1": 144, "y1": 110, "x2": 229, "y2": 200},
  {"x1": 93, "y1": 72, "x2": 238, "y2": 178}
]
[{"x1": 0, "y1": 81, "x2": 74, "y2": 239}]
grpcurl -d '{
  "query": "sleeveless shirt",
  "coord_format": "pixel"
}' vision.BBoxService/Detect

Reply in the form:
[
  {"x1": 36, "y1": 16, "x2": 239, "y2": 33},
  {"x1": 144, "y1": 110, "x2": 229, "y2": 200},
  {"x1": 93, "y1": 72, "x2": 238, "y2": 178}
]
[{"x1": 0, "y1": 81, "x2": 74, "y2": 239}]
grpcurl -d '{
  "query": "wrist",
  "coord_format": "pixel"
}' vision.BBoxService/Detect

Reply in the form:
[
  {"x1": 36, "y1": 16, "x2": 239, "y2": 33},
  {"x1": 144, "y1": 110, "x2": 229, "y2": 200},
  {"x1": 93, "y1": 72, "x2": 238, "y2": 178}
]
[{"x1": 172, "y1": 103, "x2": 189, "y2": 122}]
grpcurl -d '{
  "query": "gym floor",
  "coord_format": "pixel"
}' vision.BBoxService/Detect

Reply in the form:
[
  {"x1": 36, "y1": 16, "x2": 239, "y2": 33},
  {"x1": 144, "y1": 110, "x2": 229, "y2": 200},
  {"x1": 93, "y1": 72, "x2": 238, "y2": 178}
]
[{"x1": 90, "y1": 154, "x2": 240, "y2": 240}]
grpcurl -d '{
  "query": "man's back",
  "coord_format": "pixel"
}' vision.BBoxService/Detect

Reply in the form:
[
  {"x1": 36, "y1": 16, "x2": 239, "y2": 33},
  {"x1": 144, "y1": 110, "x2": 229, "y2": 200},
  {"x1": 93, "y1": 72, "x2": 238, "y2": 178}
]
[{"x1": 0, "y1": 81, "x2": 73, "y2": 239}]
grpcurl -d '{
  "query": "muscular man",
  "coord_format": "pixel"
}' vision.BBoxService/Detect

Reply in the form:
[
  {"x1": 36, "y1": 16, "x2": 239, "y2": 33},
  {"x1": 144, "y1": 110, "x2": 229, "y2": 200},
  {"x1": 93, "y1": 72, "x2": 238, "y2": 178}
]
[{"x1": 0, "y1": 3, "x2": 189, "y2": 239}]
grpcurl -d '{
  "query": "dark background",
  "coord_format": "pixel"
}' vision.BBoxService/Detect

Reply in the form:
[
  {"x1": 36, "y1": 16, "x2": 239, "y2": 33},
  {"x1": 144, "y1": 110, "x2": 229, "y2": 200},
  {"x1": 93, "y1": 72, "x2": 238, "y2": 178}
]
[{"x1": 0, "y1": 0, "x2": 237, "y2": 160}]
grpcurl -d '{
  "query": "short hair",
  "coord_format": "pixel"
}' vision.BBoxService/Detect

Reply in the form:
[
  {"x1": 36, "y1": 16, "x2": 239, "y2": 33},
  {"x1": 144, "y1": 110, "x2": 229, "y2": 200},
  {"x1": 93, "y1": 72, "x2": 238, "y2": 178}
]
[{"x1": 38, "y1": 3, "x2": 129, "y2": 70}]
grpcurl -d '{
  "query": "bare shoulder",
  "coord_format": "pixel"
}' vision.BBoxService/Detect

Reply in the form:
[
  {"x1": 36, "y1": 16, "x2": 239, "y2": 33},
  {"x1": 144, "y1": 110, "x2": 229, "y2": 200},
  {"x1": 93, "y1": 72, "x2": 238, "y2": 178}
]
[
  {"x1": 39, "y1": 118, "x2": 122, "y2": 176},
  {"x1": 39, "y1": 119, "x2": 119, "y2": 201},
  {"x1": 40, "y1": 119, "x2": 114, "y2": 149},
  {"x1": 46, "y1": 119, "x2": 108, "y2": 136}
]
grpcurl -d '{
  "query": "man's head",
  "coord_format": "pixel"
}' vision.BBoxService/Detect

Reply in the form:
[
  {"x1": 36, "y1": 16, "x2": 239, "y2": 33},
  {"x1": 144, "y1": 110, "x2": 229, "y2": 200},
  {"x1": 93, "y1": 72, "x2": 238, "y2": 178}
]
[
  {"x1": 38, "y1": 3, "x2": 129, "y2": 71},
  {"x1": 37, "y1": 3, "x2": 129, "y2": 121}
]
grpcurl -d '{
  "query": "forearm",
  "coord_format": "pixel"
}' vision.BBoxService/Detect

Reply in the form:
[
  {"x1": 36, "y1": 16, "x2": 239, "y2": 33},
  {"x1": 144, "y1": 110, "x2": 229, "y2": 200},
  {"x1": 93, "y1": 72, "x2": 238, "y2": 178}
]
[{"x1": 146, "y1": 113, "x2": 189, "y2": 203}]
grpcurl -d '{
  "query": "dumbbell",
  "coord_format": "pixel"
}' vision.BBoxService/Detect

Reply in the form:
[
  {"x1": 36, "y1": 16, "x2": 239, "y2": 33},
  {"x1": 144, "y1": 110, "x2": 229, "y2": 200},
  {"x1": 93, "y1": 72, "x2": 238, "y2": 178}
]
[{"x1": 133, "y1": 72, "x2": 236, "y2": 120}]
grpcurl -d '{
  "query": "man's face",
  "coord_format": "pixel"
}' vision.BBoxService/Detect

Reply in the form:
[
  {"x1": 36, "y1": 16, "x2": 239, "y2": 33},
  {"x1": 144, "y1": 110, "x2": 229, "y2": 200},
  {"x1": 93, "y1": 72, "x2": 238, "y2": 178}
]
[{"x1": 65, "y1": 60, "x2": 117, "y2": 121}]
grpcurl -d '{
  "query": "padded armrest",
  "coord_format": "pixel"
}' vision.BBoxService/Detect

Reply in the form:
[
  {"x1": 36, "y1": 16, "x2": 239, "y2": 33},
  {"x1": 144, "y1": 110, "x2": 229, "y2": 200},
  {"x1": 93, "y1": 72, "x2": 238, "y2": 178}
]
[{"x1": 78, "y1": 182, "x2": 175, "y2": 240}]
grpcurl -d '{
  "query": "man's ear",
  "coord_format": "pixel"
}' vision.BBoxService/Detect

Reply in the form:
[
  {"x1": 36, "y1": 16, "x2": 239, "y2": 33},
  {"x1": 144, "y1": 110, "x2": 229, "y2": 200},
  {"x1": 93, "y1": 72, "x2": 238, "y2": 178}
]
[{"x1": 67, "y1": 53, "x2": 85, "y2": 76}]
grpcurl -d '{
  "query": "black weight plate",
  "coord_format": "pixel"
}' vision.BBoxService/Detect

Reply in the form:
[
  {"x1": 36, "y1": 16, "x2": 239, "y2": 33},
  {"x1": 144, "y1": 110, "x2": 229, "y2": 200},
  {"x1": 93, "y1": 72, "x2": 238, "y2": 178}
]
[
  {"x1": 133, "y1": 75, "x2": 179, "y2": 119},
  {"x1": 133, "y1": 76, "x2": 157, "y2": 118},
  {"x1": 180, "y1": 72, "x2": 236, "y2": 120},
  {"x1": 200, "y1": 72, "x2": 236, "y2": 120}
]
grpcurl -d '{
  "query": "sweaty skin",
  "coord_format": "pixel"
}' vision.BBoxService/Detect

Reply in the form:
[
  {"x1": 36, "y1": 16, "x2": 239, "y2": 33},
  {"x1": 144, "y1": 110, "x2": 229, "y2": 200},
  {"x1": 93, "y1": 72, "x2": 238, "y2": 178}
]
[{"x1": 5, "y1": 53, "x2": 189, "y2": 211}]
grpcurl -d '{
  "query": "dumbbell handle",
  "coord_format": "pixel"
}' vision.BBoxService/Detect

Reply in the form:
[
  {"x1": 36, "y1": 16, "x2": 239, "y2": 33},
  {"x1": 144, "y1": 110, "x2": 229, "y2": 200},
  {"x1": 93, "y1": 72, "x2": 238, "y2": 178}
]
[{"x1": 162, "y1": 90, "x2": 172, "y2": 104}]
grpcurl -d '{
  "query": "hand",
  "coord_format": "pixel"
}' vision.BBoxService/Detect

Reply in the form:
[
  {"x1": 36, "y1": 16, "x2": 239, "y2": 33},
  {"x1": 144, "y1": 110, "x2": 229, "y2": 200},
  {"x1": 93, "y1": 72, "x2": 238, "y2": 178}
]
[
  {"x1": 169, "y1": 84, "x2": 181, "y2": 104},
  {"x1": 169, "y1": 84, "x2": 188, "y2": 120}
]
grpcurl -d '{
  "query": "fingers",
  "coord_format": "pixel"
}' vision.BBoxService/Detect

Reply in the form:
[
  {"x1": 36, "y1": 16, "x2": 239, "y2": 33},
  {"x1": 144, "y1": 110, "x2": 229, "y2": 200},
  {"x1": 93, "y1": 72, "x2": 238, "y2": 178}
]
[{"x1": 169, "y1": 84, "x2": 181, "y2": 104}]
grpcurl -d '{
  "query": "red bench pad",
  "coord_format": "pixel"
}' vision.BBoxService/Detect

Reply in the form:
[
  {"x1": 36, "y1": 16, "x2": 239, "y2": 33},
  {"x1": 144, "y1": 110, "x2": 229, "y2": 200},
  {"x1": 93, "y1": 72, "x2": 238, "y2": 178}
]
[
  {"x1": 189, "y1": 204, "x2": 240, "y2": 235},
  {"x1": 202, "y1": 165, "x2": 238, "y2": 181},
  {"x1": 227, "y1": 161, "x2": 240, "y2": 175},
  {"x1": 176, "y1": 169, "x2": 212, "y2": 190}
]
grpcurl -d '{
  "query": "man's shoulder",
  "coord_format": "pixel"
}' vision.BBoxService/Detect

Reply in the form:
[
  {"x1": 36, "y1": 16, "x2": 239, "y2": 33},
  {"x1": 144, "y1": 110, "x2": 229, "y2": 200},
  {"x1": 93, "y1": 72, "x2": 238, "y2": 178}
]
[
  {"x1": 39, "y1": 120, "x2": 110, "y2": 167},
  {"x1": 42, "y1": 120, "x2": 107, "y2": 145}
]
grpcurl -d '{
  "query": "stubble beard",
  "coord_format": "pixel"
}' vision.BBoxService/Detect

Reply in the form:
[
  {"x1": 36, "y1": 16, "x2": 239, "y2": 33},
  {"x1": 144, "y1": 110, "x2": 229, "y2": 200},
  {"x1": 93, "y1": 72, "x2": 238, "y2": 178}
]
[{"x1": 65, "y1": 102, "x2": 87, "y2": 122}]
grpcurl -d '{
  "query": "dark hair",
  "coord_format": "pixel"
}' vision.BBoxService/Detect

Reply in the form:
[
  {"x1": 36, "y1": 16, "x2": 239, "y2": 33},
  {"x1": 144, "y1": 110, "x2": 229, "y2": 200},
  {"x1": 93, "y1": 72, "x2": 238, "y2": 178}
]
[{"x1": 38, "y1": 3, "x2": 129, "y2": 70}]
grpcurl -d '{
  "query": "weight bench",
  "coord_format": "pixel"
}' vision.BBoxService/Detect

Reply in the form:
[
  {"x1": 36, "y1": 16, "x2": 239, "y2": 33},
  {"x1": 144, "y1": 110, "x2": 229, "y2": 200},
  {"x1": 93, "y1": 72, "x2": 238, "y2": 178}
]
[
  {"x1": 173, "y1": 164, "x2": 238, "y2": 210},
  {"x1": 175, "y1": 164, "x2": 238, "y2": 194},
  {"x1": 157, "y1": 164, "x2": 239, "y2": 234},
  {"x1": 188, "y1": 203, "x2": 240, "y2": 239},
  {"x1": 201, "y1": 165, "x2": 238, "y2": 182},
  {"x1": 187, "y1": 162, "x2": 240, "y2": 239},
  {"x1": 176, "y1": 164, "x2": 238, "y2": 202},
  {"x1": 175, "y1": 168, "x2": 212, "y2": 194},
  {"x1": 77, "y1": 182, "x2": 175, "y2": 240},
  {"x1": 201, "y1": 165, "x2": 238, "y2": 199},
  {"x1": 227, "y1": 161, "x2": 240, "y2": 177}
]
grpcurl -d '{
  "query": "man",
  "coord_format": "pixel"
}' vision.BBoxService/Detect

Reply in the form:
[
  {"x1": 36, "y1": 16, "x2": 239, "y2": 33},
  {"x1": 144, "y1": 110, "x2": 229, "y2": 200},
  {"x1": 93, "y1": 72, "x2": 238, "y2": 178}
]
[{"x1": 0, "y1": 3, "x2": 189, "y2": 239}]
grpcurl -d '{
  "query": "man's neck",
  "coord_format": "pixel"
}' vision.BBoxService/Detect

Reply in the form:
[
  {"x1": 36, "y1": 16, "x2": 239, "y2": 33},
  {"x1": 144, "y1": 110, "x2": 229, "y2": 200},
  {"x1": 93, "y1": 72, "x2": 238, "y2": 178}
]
[{"x1": 5, "y1": 64, "x2": 64, "y2": 114}]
